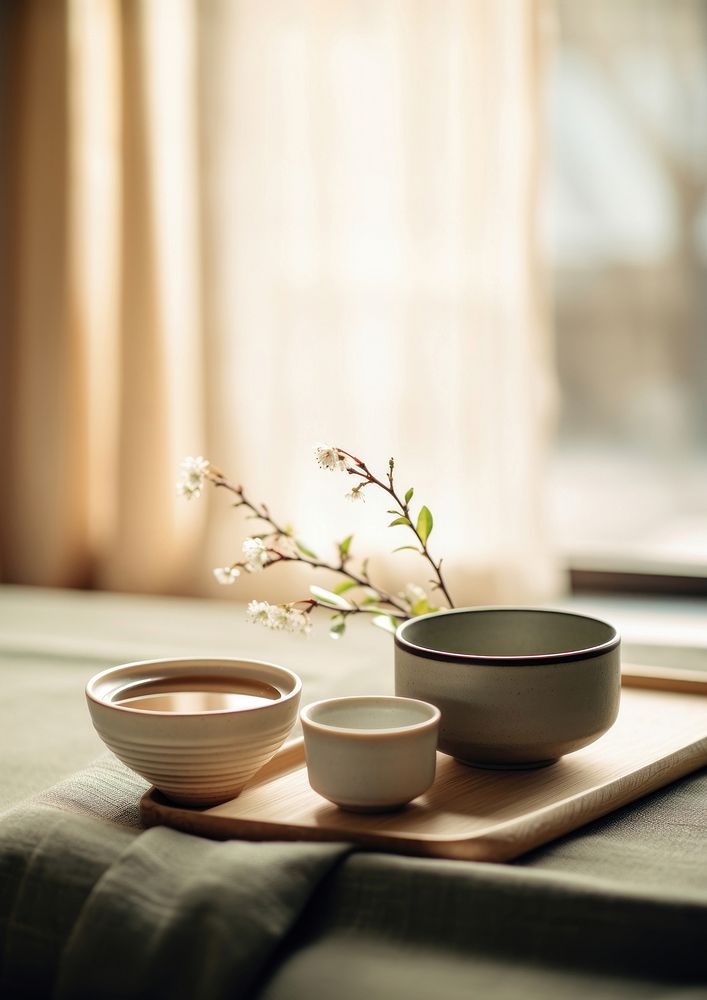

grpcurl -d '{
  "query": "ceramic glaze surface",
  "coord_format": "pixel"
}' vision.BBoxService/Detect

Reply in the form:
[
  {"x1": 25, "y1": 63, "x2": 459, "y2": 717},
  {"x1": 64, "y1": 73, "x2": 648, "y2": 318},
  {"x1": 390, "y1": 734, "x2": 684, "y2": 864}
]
[
  {"x1": 401, "y1": 608, "x2": 617, "y2": 659},
  {"x1": 86, "y1": 658, "x2": 301, "y2": 806},
  {"x1": 395, "y1": 608, "x2": 621, "y2": 767},
  {"x1": 301, "y1": 696, "x2": 439, "y2": 812}
]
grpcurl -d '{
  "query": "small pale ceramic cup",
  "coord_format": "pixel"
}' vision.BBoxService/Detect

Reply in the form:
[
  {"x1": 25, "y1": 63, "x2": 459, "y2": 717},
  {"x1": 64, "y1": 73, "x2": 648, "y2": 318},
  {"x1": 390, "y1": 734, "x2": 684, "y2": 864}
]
[
  {"x1": 395, "y1": 607, "x2": 621, "y2": 769},
  {"x1": 301, "y1": 695, "x2": 440, "y2": 813}
]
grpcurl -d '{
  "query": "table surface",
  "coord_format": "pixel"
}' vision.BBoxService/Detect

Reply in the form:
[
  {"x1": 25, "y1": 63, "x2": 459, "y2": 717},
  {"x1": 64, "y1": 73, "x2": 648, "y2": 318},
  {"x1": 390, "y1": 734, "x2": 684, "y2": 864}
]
[
  {"x1": 1, "y1": 584, "x2": 399, "y2": 810},
  {"x1": 2, "y1": 584, "x2": 706, "y2": 811},
  {"x1": 1, "y1": 585, "x2": 707, "y2": 999}
]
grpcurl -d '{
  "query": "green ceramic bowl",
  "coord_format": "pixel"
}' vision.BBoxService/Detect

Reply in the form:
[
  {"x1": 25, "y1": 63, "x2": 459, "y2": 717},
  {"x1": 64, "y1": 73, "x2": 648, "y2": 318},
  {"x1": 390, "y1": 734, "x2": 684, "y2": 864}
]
[{"x1": 395, "y1": 607, "x2": 620, "y2": 768}]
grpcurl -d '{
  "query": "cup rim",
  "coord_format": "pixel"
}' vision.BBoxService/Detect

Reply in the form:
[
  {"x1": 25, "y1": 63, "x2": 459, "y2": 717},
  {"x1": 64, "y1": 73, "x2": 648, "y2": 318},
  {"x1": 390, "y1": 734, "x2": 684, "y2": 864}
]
[
  {"x1": 86, "y1": 656, "x2": 302, "y2": 717},
  {"x1": 395, "y1": 606, "x2": 620, "y2": 666},
  {"x1": 301, "y1": 695, "x2": 440, "y2": 739}
]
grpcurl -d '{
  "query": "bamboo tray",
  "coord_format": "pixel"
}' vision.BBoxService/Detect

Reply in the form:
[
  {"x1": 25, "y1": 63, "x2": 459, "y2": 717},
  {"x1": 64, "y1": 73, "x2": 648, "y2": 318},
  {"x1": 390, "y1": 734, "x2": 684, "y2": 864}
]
[{"x1": 140, "y1": 667, "x2": 707, "y2": 863}]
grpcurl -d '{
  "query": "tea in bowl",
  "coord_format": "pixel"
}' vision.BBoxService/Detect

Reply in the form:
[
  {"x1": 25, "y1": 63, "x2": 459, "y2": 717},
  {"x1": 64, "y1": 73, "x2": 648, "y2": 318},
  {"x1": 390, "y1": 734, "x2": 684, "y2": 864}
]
[
  {"x1": 395, "y1": 608, "x2": 620, "y2": 768},
  {"x1": 86, "y1": 657, "x2": 301, "y2": 806}
]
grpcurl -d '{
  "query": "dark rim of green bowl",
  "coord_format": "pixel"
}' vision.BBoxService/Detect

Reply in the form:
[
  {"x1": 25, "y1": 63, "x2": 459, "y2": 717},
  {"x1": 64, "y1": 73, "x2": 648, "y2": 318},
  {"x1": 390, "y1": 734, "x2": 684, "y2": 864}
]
[{"x1": 394, "y1": 607, "x2": 620, "y2": 666}]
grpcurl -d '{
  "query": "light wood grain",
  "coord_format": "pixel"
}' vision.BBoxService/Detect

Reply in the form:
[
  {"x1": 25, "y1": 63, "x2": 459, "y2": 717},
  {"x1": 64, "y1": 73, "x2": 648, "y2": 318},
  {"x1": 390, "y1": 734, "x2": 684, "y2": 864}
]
[
  {"x1": 141, "y1": 672, "x2": 707, "y2": 862},
  {"x1": 621, "y1": 663, "x2": 707, "y2": 694}
]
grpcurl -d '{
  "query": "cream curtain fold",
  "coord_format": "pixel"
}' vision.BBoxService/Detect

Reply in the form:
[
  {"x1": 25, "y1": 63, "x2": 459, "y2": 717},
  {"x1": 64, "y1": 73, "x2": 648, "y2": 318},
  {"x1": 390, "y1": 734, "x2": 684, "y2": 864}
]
[
  {"x1": 0, "y1": 0, "x2": 560, "y2": 604},
  {"x1": 1, "y1": 0, "x2": 204, "y2": 592}
]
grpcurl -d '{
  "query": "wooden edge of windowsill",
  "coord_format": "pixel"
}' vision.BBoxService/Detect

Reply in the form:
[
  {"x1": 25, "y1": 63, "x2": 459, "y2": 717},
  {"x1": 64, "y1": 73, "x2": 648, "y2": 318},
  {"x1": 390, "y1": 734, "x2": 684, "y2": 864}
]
[{"x1": 622, "y1": 664, "x2": 707, "y2": 695}]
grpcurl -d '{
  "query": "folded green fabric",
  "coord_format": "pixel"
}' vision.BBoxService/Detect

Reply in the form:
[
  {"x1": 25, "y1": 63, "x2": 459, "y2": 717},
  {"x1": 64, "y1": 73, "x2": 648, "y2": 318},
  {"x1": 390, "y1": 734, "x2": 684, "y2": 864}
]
[
  {"x1": 261, "y1": 852, "x2": 707, "y2": 1000},
  {"x1": 0, "y1": 805, "x2": 138, "y2": 998},
  {"x1": 1, "y1": 761, "x2": 706, "y2": 1000},
  {"x1": 26, "y1": 755, "x2": 149, "y2": 829},
  {"x1": 288, "y1": 852, "x2": 707, "y2": 979},
  {"x1": 56, "y1": 828, "x2": 350, "y2": 1000},
  {"x1": 0, "y1": 802, "x2": 350, "y2": 1000},
  {"x1": 520, "y1": 763, "x2": 707, "y2": 895}
]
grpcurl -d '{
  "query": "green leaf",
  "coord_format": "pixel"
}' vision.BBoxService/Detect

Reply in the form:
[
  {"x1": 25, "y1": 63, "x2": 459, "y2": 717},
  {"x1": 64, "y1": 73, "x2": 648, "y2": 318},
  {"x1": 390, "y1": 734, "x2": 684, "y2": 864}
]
[
  {"x1": 405, "y1": 487, "x2": 414, "y2": 504},
  {"x1": 410, "y1": 598, "x2": 430, "y2": 617},
  {"x1": 361, "y1": 593, "x2": 381, "y2": 605},
  {"x1": 361, "y1": 558, "x2": 370, "y2": 580},
  {"x1": 334, "y1": 579, "x2": 358, "y2": 595},
  {"x1": 329, "y1": 620, "x2": 346, "y2": 639},
  {"x1": 295, "y1": 539, "x2": 318, "y2": 559},
  {"x1": 338, "y1": 534, "x2": 353, "y2": 558},
  {"x1": 416, "y1": 506, "x2": 433, "y2": 544},
  {"x1": 386, "y1": 509, "x2": 399, "y2": 515},
  {"x1": 388, "y1": 516, "x2": 411, "y2": 528},
  {"x1": 393, "y1": 545, "x2": 421, "y2": 554},
  {"x1": 309, "y1": 585, "x2": 352, "y2": 611},
  {"x1": 371, "y1": 615, "x2": 398, "y2": 634}
]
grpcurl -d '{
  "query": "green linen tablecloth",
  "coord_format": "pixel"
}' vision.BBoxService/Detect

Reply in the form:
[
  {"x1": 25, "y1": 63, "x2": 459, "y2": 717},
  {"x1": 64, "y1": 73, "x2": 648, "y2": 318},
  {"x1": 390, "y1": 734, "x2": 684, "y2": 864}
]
[{"x1": 1, "y1": 585, "x2": 706, "y2": 999}]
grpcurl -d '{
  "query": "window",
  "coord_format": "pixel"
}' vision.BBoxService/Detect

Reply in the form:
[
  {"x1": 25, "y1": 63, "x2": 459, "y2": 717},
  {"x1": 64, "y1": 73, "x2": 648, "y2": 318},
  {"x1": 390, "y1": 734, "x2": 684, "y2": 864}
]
[{"x1": 549, "y1": 0, "x2": 707, "y2": 585}]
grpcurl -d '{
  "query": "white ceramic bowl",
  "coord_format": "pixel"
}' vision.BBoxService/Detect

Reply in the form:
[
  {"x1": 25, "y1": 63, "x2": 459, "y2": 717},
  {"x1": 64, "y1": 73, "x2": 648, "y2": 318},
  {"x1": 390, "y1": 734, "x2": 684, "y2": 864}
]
[
  {"x1": 86, "y1": 657, "x2": 301, "y2": 806},
  {"x1": 301, "y1": 696, "x2": 440, "y2": 813},
  {"x1": 395, "y1": 607, "x2": 621, "y2": 768}
]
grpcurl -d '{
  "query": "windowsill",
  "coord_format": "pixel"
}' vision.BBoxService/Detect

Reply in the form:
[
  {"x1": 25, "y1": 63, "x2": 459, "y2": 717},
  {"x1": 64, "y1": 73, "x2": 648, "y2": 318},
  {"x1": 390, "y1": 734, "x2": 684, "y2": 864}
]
[
  {"x1": 569, "y1": 566, "x2": 707, "y2": 597},
  {"x1": 557, "y1": 590, "x2": 707, "y2": 672},
  {"x1": 551, "y1": 446, "x2": 707, "y2": 588}
]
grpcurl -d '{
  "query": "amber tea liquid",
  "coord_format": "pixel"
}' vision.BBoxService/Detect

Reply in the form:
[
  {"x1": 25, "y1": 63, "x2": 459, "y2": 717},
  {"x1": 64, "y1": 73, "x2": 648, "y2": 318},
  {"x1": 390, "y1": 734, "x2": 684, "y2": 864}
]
[{"x1": 114, "y1": 674, "x2": 282, "y2": 713}]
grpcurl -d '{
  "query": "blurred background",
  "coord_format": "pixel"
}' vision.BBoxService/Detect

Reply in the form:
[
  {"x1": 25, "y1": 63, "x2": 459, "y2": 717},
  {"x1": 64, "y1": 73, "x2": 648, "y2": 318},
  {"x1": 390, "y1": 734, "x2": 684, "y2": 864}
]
[
  {"x1": 1, "y1": 0, "x2": 705, "y2": 607},
  {"x1": 550, "y1": 0, "x2": 707, "y2": 585}
]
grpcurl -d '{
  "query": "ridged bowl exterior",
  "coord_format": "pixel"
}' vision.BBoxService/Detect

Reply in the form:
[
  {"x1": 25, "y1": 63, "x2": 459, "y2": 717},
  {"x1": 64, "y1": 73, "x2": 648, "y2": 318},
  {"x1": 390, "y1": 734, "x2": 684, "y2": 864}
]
[{"x1": 86, "y1": 658, "x2": 301, "y2": 806}]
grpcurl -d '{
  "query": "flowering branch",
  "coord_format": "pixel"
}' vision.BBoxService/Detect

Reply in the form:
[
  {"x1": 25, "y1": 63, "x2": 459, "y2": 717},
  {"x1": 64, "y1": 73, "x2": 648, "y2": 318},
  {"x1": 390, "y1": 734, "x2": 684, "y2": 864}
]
[
  {"x1": 177, "y1": 447, "x2": 455, "y2": 638},
  {"x1": 322, "y1": 446, "x2": 454, "y2": 608}
]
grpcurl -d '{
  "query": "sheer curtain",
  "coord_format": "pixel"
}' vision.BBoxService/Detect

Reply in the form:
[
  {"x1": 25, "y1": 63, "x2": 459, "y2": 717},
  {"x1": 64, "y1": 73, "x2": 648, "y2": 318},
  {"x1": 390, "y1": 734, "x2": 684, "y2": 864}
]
[{"x1": 0, "y1": 0, "x2": 560, "y2": 604}]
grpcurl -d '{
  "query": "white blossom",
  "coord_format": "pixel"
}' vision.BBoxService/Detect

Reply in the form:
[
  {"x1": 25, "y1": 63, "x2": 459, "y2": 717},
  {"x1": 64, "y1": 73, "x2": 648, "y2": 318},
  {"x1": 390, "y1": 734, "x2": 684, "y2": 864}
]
[
  {"x1": 245, "y1": 600, "x2": 311, "y2": 634},
  {"x1": 242, "y1": 537, "x2": 268, "y2": 572},
  {"x1": 266, "y1": 604, "x2": 289, "y2": 630},
  {"x1": 177, "y1": 479, "x2": 202, "y2": 500},
  {"x1": 314, "y1": 444, "x2": 348, "y2": 472},
  {"x1": 176, "y1": 455, "x2": 210, "y2": 499},
  {"x1": 213, "y1": 566, "x2": 240, "y2": 585},
  {"x1": 403, "y1": 583, "x2": 427, "y2": 606},
  {"x1": 345, "y1": 487, "x2": 365, "y2": 502},
  {"x1": 181, "y1": 455, "x2": 210, "y2": 478},
  {"x1": 246, "y1": 600, "x2": 270, "y2": 624},
  {"x1": 283, "y1": 608, "x2": 312, "y2": 634}
]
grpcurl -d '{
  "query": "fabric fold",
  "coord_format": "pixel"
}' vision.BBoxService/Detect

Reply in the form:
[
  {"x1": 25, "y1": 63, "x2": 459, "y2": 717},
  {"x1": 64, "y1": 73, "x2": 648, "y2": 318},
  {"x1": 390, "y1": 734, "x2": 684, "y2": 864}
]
[
  {"x1": 259, "y1": 851, "x2": 707, "y2": 999},
  {"x1": 0, "y1": 758, "x2": 352, "y2": 999},
  {"x1": 55, "y1": 828, "x2": 350, "y2": 1000},
  {"x1": 298, "y1": 852, "x2": 707, "y2": 980},
  {"x1": 0, "y1": 805, "x2": 139, "y2": 998},
  {"x1": 0, "y1": 756, "x2": 706, "y2": 999}
]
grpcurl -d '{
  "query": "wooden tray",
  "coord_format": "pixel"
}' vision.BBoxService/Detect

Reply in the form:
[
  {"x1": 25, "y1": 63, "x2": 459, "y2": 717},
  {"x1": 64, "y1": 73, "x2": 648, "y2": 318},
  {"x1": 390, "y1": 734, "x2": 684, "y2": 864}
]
[{"x1": 141, "y1": 667, "x2": 707, "y2": 863}]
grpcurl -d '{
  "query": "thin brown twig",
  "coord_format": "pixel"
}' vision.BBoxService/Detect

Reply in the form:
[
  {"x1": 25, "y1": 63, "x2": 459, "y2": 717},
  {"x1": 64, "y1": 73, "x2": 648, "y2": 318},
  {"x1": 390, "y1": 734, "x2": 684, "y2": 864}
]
[
  {"x1": 335, "y1": 450, "x2": 455, "y2": 608},
  {"x1": 209, "y1": 472, "x2": 409, "y2": 615}
]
